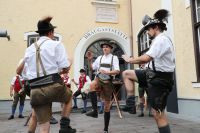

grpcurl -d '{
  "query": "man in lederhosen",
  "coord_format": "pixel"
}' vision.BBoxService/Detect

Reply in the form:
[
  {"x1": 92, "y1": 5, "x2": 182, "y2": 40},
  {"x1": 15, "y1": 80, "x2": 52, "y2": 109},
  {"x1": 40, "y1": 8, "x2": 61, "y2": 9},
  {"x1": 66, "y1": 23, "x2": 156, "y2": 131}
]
[
  {"x1": 122, "y1": 9, "x2": 175, "y2": 133},
  {"x1": 86, "y1": 40, "x2": 120, "y2": 133},
  {"x1": 17, "y1": 16, "x2": 76, "y2": 133}
]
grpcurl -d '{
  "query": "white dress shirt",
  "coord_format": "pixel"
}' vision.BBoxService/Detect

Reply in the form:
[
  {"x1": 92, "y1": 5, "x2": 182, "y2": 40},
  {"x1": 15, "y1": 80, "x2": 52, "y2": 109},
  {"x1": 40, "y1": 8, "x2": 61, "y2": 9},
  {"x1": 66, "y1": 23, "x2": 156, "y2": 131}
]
[
  {"x1": 145, "y1": 33, "x2": 175, "y2": 72},
  {"x1": 92, "y1": 53, "x2": 120, "y2": 72},
  {"x1": 24, "y1": 36, "x2": 69, "y2": 80}
]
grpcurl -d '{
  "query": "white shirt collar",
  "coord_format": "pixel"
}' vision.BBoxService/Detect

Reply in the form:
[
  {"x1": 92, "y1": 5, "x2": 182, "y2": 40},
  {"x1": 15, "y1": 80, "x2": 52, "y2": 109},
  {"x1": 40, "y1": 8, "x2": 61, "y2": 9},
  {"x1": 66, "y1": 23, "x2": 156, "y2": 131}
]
[
  {"x1": 155, "y1": 32, "x2": 165, "y2": 38},
  {"x1": 103, "y1": 53, "x2": 112, "y2": 57},
  {"x1": 39, "y1": 36, "x2": 51, "y2": 41}
]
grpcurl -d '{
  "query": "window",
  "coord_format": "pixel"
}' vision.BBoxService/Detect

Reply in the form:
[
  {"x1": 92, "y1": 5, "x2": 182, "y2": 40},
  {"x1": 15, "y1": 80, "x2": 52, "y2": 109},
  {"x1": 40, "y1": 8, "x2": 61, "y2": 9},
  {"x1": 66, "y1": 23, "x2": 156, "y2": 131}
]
[
  {"x1": 191, "y1": 0, "x2": 200, "y2": 81},
  {"x1": 137, "y1": 30, "x2": 151, "y2": 56},
  {"x1": 25, "y1": 32, "x2": 61, "y2": 47},
  {"x1": 27, "y1": 34, "x2": 39, "y2": 47}
]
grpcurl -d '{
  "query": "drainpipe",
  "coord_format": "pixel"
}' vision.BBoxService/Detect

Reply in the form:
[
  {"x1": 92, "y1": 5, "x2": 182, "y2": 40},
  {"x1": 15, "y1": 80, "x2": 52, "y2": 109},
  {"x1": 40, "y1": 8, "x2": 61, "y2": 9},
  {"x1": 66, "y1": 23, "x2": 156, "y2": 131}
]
[{"x1": 129, "y1": 0, "x2": 134, "y2": 68}]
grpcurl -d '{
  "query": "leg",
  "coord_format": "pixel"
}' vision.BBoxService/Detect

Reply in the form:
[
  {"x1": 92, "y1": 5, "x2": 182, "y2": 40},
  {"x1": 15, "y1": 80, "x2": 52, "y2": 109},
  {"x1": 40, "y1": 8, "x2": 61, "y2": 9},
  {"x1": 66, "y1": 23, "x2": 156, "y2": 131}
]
[
  {"x1": 81, "y1": 99, "x2": 87, "y2": 113},
  {"x1": 152, "y1": 110, "x2": 171, "y2": 133},
  {"x1": 8, "y1": 92, "x2": 19, "y2": 120},
  {"x1": 73, "y1": 90, "x2": 81, "y2": 109},
  {"x1": 72, "y1": 97, "x2": 78, "y2": 109},
  {"x1": 138, "y1": 96, "x2": 145, "y2": 117},
  {"x1": 62, "y1": 96, "x2": 72, "y2": 118},
  {"x1": 59, "y1": 94, "x2": 76, "y2": 133},
  {"x1": 81, "y1": 92, "x2": 87, "y2": 113},
  {"x1": 99, "y1": 100, "x2": 104, "y2": 114},
  {"x1": 122, "y1": 70, "x2": 138, "y2": 95},
  {"x1": 147, "y1": 77, "x2": 172, "y2": 133},
  {"x1": 28, "y1": 110, "x2": 37, "y2": 133},
  {"x1": 138, "y1": 87, "x2": 145, "y2": 117},
  {"x1": 86, "y1": 79, "x2": 99, "y2": 118},
  {"x1": 39, "y1": 122, "x2": 50, "y2": 133},
  {"x1": 147, "y1": 96, "x2": 153, "y2": 117},
  {"x1": 33, "y1": 105, "x2": 51, "y2": 133},
  {"x1": 122, "y1": 70, "x2": 138, "y2": 114},
  {"x1": 103, "y1": 100, "x2": 111, "y2": 132},
  {"x1": 19, "y1": 93, "x2": 26, "y2": 118}
]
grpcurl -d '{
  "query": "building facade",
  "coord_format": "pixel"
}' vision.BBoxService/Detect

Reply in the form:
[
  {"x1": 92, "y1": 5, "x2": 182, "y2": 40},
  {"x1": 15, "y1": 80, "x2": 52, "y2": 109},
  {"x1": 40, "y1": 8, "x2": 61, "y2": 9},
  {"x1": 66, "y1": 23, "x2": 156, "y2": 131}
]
[{"x1": 0, "y1": 0, "x2": 199, "y2": 118}]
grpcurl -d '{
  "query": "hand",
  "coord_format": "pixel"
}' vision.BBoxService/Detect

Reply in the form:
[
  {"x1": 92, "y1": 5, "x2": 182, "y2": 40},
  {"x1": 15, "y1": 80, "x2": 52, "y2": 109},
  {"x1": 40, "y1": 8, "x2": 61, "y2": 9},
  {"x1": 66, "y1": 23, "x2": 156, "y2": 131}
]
[
  {"x1": 122, "y1": 55, "x2": 131, "y2": 63},
  {"x1": 19, "y1": 89, "x2": 24, "y2": 95},
  {"x1": 61, "y1": 67, "x2": 70, "y2": 74},
  {"x1": 99, "y1": 69, "x2": 109, "y2": 75},
  {"x1": 71, "y1": 79, "x2": 75, "y2": 82},
  {"x1": 10, "y1": 92, "x2": 13, "y2": 97}
]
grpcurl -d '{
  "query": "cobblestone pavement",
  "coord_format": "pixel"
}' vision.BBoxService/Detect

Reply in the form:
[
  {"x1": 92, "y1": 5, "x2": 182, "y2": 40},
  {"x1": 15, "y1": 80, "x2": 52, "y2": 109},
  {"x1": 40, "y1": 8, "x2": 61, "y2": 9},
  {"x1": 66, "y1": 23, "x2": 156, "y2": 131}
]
[{"x1": 0, "y1": 109, "x2": 200, "y2": 133}]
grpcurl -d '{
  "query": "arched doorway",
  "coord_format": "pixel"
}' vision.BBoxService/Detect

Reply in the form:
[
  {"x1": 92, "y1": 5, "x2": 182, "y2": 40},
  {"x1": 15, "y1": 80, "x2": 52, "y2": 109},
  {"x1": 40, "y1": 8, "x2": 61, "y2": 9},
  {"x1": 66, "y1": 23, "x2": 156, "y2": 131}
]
[
  {"x1": 83, "y1": 39, "x2": 127, "y2": 100},
  {"x1": 84, "y1": 39, "x2": 125, "y2": 80},
  {"x1": 74, "y1": 27, "x2": 131, "y2": 99}
]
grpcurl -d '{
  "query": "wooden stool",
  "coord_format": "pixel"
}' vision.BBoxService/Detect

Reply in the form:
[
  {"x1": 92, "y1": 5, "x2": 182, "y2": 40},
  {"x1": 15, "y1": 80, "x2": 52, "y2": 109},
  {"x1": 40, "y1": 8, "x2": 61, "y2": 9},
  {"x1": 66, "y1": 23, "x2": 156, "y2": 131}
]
[{"x1": 110, "y1": 80, "x2": 123, "y2": 119}]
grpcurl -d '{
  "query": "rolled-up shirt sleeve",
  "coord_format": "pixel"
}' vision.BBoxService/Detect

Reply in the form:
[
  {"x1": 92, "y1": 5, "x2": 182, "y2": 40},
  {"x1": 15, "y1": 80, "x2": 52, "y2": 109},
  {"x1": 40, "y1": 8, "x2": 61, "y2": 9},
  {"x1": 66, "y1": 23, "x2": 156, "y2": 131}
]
[
  {"x1": 92, "y1": 56, "x2": 101, "y2": 70},
  {"x1": 55, "y1": 42, "x2": 69, "y2": 70},
  {"x1": 113, "y1": 56, "x2": 120, "y2": 71}
]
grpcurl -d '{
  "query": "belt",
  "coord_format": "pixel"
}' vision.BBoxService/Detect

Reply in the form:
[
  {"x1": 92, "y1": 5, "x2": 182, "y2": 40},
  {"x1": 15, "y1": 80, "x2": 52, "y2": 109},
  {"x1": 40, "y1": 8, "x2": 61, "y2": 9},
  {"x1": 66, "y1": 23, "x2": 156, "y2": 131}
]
[
  {"x1": 29, "y1": 73, "x2": 62, "y2": 88},
  {"x1": 155, "y1": 71, "x2": 173, "y2": 79}
]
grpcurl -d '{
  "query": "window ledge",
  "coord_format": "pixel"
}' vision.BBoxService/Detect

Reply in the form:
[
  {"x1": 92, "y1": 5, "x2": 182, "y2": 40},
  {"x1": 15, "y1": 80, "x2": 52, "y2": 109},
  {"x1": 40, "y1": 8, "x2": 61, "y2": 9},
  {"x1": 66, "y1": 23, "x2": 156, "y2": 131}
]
[
  {"x1": 192, "y1": 82, "x2": 200, "y2": 88},
  {"x1": 91, "y1": 1, "x2": 120, "y2": 7}
]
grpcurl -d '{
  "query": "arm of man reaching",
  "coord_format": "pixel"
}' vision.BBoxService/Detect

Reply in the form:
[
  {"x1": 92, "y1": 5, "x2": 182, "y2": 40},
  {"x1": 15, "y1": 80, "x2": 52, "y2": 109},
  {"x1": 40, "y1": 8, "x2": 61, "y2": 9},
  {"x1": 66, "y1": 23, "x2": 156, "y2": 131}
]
[
  {"x1": 122, "y1": 54, "x2": 152, "y2": 64},
  {"x1": 16, "y1": 60, "x2": 25, "y2": 75},
  {"x1": 71, "y1": 79, "x2": 78, "y2": 85},
  {"x1": 10, "y1": 85, "x2": 14, "y2": 97},
  {"x1": 59, "y1": 57, "x2": 73, "y2": 74}
]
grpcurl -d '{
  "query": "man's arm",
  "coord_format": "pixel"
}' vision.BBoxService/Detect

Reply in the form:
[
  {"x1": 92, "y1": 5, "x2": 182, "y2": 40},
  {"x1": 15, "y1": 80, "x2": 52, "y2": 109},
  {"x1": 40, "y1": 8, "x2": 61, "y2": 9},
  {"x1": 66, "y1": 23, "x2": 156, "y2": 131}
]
[
  {"x1": 59, "y1": 58, "x2": 72, "y2": 74},
  {"x1": 16, "y1": 61, "x2": 25, "y2": 75},
  {"x1": 71, "y1": 79, "x2": 78, "y2": 85},
  {"x1": 122, "y1": 54, "x2": 152, "y2": 64},
  {"x1": 10, "y1": 85, "x2": 14, "y2": 97}
]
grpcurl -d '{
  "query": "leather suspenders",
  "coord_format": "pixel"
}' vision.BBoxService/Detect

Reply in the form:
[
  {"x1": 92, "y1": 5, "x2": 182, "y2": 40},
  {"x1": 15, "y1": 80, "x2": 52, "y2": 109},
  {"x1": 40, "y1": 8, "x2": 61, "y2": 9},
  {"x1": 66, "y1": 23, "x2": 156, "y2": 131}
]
[{"x1": 34, "y1": 39, "x2": 49, "y2": 77}]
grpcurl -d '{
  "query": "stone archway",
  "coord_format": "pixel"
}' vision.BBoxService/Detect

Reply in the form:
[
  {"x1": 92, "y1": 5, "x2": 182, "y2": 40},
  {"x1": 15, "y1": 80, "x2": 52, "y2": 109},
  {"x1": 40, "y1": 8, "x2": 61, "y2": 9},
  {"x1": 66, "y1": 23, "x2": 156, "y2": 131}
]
[{"x1": 74, "y1": 27, "x2": 131, "y2": 80}]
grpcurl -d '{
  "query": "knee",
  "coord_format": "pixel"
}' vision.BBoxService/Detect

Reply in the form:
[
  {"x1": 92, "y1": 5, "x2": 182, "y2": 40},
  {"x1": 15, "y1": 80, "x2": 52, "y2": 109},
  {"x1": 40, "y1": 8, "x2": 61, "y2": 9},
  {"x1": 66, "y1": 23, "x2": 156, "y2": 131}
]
[
  {"x1": 153, "y1": 113, "x2": 161, "y2": 121},
  {"x1": 104, "y1": 106, "x2": 110, "y2": 112},
  {"x1": 122, "y1": 71, "x2": 128, "y2": 79},
  {"x1": 31, "y1": 112, "x2": 36, "y2": 118},
  {"x1": 90, "y1": 81, "x2": 97, "y2": 91},
  {"x1": 104, "y1": 101, "x2": 111, "y2": 112},
  {"x1": 90, "y1": 83, "x2": 94, "y2": 90},
  {"x1": 152, "y1": 110, "x2": 165, "y2": 121}
]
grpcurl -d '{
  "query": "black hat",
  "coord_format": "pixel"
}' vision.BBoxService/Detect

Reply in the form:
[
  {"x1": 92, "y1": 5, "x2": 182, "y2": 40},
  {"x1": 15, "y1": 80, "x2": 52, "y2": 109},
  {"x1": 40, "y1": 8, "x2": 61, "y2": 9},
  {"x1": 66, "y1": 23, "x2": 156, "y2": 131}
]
[
  {"x1": 100, "y1": 40, "x2": 116, "y2": 49},
  {"x1": 142, "y1": 9, "x2": 169, "y2": 31},
  {"x1": 36, "y1": 16, "x2": 57, "y2": 33},
  {"x1": 79, "y1": 69, "x2": 86, "y2": 73}
]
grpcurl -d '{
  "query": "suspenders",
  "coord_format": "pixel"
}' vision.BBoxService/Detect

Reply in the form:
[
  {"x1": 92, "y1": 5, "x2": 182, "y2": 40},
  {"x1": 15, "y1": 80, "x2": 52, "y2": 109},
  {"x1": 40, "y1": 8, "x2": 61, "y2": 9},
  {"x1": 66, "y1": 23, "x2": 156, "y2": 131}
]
[
  {"x1": 98, "y1": 55, "x2": 114, "y2": 71},
  {"x1": 34, "y1": 39, "x2": 49, "y2": 77}
]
